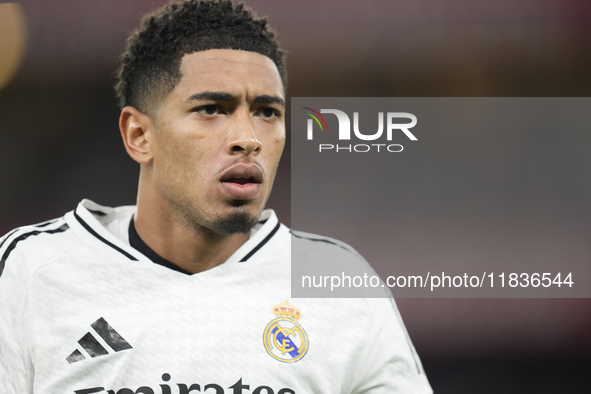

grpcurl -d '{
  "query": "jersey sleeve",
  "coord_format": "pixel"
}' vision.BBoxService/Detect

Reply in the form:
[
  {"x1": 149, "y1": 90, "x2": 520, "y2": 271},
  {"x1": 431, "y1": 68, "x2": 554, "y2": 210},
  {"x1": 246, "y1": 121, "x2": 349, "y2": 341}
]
[
  {"x1": 0, "y1": 231, "x2": 31, "y2": 394},
  {"x1": 351, "y1": 297, "x2": 432, "y2": 394}
]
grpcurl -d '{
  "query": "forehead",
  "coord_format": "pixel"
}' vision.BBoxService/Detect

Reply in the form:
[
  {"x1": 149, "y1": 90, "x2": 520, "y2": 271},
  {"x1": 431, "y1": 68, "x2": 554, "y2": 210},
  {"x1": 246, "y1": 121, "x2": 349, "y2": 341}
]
[{"x1": 173, "y1": 49, "x2": 284, "y2": 99}]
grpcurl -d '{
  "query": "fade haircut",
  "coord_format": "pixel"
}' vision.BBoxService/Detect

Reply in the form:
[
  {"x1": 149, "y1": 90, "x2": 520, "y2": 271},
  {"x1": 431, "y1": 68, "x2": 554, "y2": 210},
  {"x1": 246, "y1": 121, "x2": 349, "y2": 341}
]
[{"x1": 115, "y1": 0, "x2": 286, "y2": 114}]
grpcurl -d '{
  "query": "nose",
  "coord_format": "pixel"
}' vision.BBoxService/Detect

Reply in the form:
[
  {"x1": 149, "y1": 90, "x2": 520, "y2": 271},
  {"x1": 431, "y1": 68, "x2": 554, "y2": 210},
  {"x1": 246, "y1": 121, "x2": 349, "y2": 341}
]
[{"x1": 227, "y1": 111, "x2": 262, "y2": 156}]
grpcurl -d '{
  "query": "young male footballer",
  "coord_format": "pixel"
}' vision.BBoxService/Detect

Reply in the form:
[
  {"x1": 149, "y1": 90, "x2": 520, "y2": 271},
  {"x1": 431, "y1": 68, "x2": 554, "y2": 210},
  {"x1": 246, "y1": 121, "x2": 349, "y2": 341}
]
[{"x1": 0, "y1": 1, "x2": 432, "y2": 393}]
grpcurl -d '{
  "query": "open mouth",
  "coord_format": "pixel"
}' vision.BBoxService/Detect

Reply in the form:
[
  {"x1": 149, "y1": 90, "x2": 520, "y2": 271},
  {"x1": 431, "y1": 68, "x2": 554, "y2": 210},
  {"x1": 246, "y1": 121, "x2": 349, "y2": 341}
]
[
  {"x1": 220, "y1": 165, "x2": 263, "y2": 184},
  {"x1": 219, "y1": 164, "x2": 264, "y2": 199},
  {"x1": 223, "y1": 177, "x2": 259, "y2": 185}
]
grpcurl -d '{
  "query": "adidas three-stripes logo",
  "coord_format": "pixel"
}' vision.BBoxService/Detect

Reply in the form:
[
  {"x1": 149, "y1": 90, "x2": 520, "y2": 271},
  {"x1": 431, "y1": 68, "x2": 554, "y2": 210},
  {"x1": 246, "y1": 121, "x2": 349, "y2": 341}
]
[{"x1": 66, "y1": 317, "x2": 132, "y2": 364}]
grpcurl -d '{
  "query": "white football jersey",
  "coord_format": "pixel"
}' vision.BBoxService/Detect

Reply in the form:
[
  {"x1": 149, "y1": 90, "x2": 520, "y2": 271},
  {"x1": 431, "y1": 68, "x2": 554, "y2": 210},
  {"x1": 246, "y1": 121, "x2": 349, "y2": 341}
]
[{"x1": 0, "y1": 199, "x2": 432, "y2": 394}]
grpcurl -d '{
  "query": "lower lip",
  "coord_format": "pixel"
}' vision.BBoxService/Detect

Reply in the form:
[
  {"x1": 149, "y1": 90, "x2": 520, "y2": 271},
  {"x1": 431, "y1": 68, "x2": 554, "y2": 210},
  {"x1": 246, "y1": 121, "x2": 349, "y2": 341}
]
[{"x1": 221, "y1": 182, "x2": 261, "y2": 200}]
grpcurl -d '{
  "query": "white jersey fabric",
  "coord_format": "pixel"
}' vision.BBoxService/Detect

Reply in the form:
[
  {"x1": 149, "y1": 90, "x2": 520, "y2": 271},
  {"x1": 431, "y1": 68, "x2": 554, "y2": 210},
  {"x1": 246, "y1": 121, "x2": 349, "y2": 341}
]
[{"x1": 0, "y1": 199, "x2": 432, "y2": 394}]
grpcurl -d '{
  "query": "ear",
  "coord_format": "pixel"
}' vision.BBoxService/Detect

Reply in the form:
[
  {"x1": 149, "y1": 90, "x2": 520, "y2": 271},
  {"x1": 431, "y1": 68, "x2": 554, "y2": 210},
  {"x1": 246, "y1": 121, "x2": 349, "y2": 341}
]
[{"x1": 119, "y1": 106, "x2": 154, "y2": 165}]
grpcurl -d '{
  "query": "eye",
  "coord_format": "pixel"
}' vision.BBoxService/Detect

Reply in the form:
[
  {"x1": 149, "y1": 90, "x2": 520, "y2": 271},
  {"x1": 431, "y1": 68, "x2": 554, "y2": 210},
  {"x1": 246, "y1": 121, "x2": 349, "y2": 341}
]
[
  {"x1": 259, "y1": 107, "x2": 279, "y2": 119},
  {"x1": 197, "y1": 105, "x2": 218, "y2": 115}
]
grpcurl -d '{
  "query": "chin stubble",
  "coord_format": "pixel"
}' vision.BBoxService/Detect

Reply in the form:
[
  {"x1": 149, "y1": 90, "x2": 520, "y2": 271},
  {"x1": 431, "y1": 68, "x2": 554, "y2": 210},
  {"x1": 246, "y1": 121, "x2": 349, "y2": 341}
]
[
  {"x1": 207, "y1": 210, "x2": 259, "y2": 234},
  {"x1": 172, "y1": 200, "x2": 259, "y2": 235}
]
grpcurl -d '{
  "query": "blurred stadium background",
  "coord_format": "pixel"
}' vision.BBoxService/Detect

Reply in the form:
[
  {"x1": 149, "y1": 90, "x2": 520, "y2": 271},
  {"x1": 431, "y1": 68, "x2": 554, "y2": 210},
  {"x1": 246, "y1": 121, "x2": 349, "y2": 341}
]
[{"x1": 1, "y1": 0, "x2": 590, "y2": 392}]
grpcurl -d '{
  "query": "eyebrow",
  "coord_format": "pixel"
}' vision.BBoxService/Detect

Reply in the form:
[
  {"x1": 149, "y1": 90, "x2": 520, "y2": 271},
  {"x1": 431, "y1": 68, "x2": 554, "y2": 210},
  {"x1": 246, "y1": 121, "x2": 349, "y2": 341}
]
[
  {"x1": 188, "y1": 91, "x2": 235, "y2": 102},
  {"x1": 253, "y1": 95, "x2": 285, "y2": 108},
  {"x1": 187, "y1": 91, "x2": 285, "y2": 108}
]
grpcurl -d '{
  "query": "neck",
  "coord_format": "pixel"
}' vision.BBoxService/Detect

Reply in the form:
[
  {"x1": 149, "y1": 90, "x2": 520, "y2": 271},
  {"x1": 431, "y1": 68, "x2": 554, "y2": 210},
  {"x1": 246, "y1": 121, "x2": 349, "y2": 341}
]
[{"x1": 133, "y1": 172, "x2": 250, "y2": 274}]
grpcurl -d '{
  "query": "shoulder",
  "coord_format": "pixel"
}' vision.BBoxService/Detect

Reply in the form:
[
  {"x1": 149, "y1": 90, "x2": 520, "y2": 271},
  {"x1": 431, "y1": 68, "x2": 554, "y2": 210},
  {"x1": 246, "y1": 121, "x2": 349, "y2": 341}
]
[
  {"x1": 0, "y1": 199, "x2": 133, "y2": 278},
  {"x1": 0, "y1": 217, "x2": 73, "y2": 262},
  {"x1": 0, "y1": 216, "x2": 74, "y2": 279},
  {"x1": 290, "y1": 229, "x2": 366, "y2": 263},
  {"x1": 290, "y1": 229, "x2": 391, "y2": 298}
]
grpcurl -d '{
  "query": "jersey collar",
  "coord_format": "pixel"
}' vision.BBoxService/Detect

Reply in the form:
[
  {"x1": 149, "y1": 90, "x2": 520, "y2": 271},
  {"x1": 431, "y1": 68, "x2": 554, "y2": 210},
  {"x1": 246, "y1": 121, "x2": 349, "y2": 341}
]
[{"x1": 66, "y1": 199, "x2": 282, "y2": 272}]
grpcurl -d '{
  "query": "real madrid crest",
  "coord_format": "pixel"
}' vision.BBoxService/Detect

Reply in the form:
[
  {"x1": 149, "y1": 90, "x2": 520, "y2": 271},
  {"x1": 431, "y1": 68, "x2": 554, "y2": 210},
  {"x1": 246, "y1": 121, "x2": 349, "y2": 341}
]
[{"x1": 263, "y1": 301, "x2": 309, "y2": 363}]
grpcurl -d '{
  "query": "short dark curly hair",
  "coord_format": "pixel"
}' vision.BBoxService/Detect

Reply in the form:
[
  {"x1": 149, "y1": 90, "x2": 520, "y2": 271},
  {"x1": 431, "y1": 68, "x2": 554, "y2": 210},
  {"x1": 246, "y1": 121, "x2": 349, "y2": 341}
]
[{"x1": 115, "y1": 0, "x2": 286, "y2": 114}]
